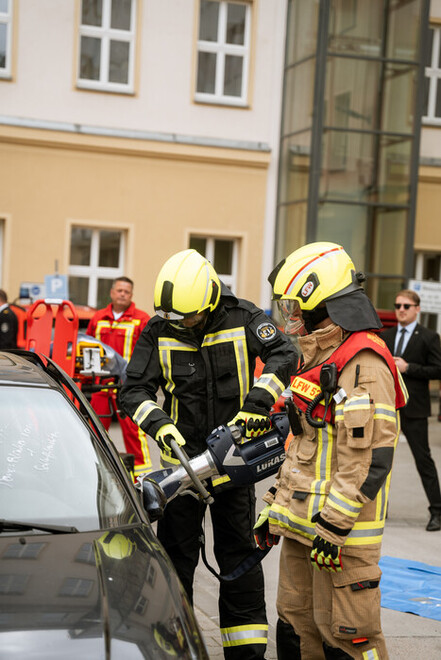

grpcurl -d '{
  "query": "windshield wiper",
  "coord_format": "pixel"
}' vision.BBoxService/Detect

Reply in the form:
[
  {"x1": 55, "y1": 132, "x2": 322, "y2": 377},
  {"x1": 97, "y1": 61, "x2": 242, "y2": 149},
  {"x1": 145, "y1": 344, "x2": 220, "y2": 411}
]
[{"x1": 0, "y1": 519, "x2": 78, "y2": 534}]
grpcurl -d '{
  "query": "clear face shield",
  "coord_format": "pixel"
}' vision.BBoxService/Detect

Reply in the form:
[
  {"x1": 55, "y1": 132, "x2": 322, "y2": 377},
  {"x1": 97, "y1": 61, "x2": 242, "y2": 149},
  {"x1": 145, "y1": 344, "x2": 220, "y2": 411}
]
[
  {"x1": 157, "y1": 309, "x2": 208, "y2": 334},
  {"x1": 277, "y1": 299, "x2": 307, "y2": 336}
]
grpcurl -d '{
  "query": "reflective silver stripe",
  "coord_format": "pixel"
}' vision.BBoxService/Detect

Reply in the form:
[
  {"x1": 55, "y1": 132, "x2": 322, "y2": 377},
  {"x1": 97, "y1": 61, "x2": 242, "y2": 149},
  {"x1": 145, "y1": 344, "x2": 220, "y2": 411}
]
[
  {"x1": 362, "y1": 648, "x2": 379, "y2": 659},
  {"x1": 344, "y1": 394, "x2": 370, "y2": 411},
  {"x1": 348, "y1": 524, "x2": 384, "y2": 538},
  {"x1": 373, "y1": 405, "x2": 397, "y2": 421},
  {"x1": 133, "y1": 400, "x2": 162, "y2": 426},
  {"x1": 202, "y1": 327, "x2": 249, "y2": 405},
  {"x1": 308, "y1": 423, "x2": 333, "y2": 519},
  {"x1": 270, "y1": 507, "x2": 315, "y2": 538},
  {"x1": 221, "y1": 624, "x2": 268, "y2": 647},
  {"x1": 253, "y1": 372, "x2": 285, "y2": 401},
  {"x1": 327, "y1": 489, "x2": 362, "y2": 518}
]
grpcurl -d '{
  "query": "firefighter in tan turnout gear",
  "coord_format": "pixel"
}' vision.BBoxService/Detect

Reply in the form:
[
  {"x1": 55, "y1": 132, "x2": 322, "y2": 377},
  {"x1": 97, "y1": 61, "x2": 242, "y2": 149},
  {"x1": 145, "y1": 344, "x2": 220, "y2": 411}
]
[
  {"x1": 256, "y1": 242, "x2": 408, "y2": 659},
  {"x1": 120, "y1": 249, "x2": 297, "y2": 660}
]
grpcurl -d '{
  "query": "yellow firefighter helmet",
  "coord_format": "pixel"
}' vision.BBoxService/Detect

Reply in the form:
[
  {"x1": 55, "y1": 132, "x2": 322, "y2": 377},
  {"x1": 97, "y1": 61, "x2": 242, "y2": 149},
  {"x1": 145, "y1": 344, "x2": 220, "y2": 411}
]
[{"x1": 154, "y1": 249, "x2": 221, "y2": 320}]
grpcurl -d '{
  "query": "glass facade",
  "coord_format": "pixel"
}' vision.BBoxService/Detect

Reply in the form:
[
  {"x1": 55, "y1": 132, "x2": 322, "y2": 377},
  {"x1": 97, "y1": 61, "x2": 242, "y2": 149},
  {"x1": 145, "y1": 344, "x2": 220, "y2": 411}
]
[{"x1": 276, "y1": 0, "x2": 429, "y2": 308}]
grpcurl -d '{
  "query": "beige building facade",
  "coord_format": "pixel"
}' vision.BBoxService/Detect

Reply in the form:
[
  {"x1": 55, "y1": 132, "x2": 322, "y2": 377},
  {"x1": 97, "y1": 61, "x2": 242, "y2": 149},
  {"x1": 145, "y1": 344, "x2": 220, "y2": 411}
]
[{"x1": 0, "y1": 0, "x2": 286, "y2": 315}]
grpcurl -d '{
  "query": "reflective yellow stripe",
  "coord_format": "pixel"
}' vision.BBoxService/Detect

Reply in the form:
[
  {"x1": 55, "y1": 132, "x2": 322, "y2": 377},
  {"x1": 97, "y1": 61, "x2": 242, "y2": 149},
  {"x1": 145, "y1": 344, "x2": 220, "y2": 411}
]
[
  {"x1": 362, "y1": 647, "x2": 379, "y2": 659},
  {"x1": 270, "y1": 503, "x2": 385, "y2": 545},
  {"x1": 308, "y1": 423, "x2": 333, "y2": 519},
  {"x1": 270, "y1": 504, "x2": 316, "y2": 540},
  {"x1": 137, "y1": 426, "x2": 152, "y2": 471},
  {"x1": 397, "y1": 369, "x2": 409, "y2": 404},
  {"x1": 221, "y1": 624, "x2": 268, "y2": 648},
  {"x1": 212, "y1": 474, "x2": 230, "y2": 487},
  {"x1": 344, "y1": 393, "x2": 370, "y2": 412},
  {"x1": 158, "y1": 338, "x2": 198, "y2": 423},
  {"x1": 95, "y1": 320, "x2": 137, "y2": 361},
  {"x1": 133, "y1": 399, "x2": 162, "y2": 426},
  {"x1": 202, "y1": 327, "x2": 249, "y2": 406},
  {"x1": 327, "y1": 486, "x2": 363, "y2": 519},
  {"x1": 253, "y1": 372, "x2": 285, "y2": 402}
]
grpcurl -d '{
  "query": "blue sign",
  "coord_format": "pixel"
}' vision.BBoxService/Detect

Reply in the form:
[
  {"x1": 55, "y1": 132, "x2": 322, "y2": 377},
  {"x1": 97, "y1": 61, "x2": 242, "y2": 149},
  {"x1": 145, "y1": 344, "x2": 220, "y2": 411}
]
[{"x1": 45, "y1": 275, "x2": 69, "y2": 300}]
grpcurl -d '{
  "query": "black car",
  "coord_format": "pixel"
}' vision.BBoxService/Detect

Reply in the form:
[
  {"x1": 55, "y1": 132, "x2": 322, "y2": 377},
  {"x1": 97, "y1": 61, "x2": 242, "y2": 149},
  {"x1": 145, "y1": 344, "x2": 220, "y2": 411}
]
[{"x1": 0, "y1": 350, "x2": 208, "y2": 659}]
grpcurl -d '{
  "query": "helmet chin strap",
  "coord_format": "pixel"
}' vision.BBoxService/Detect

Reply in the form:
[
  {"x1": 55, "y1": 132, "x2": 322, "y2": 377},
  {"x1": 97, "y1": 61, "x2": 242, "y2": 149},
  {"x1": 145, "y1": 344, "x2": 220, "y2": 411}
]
[{"x1": 302, "y1": 305, "x2": 329, "y2": 333}]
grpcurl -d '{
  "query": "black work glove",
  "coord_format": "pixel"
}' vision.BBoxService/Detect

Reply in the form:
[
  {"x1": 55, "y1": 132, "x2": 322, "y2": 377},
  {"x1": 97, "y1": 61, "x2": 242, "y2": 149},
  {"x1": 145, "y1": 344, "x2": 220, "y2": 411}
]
[{"x1": 310, "y1": 534, "x2": 343, "y2": 572}]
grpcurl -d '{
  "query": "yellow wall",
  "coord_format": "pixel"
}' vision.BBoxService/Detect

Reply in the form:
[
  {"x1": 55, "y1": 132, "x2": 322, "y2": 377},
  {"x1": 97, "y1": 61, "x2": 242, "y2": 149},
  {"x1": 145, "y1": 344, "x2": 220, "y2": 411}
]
[
  {"x1": 415, "y1": 164, "x2": 441, "y2": 251},
  {"x1": 0, "y1": 125, "x2": 270, "y2": 314}
]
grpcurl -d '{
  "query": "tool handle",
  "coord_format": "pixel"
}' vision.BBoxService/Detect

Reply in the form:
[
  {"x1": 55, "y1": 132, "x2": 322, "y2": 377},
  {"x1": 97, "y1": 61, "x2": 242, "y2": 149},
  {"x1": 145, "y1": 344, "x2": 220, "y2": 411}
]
[{"x1": 170, "y1": 439, "x2": 214, "y2": 505}]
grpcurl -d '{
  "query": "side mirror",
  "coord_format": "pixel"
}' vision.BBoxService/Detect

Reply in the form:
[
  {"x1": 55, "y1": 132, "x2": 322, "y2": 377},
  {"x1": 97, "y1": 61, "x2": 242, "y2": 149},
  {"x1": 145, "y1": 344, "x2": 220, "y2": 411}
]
[{"x1": 140, "y1": 478, "x2": 167, "y2": 522}]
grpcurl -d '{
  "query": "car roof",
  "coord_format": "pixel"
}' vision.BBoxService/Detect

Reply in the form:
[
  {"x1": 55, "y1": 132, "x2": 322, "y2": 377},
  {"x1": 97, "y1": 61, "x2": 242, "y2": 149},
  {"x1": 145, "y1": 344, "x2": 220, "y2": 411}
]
[{"x1": 0, "y1": 351, "x2": 56, "y2": 387}]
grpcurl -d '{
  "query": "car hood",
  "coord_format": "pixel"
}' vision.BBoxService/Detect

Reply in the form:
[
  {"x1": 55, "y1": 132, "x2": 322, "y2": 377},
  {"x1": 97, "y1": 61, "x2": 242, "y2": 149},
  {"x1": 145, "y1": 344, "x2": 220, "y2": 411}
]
[{"x1": 0, "y1": 526, "x2": 207, "y2": 659}]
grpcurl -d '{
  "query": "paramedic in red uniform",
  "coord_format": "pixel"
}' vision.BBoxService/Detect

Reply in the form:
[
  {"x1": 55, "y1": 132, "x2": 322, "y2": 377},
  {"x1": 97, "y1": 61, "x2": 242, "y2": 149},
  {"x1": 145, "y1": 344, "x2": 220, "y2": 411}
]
[{"x1": 87, "y1": 277, "x2": 152, "y2": 476}]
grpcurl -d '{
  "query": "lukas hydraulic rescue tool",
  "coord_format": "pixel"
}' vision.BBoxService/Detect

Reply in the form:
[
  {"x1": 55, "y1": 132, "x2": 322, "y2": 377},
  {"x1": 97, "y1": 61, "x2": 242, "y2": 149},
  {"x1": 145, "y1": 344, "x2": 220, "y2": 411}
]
[
  {"x1": 136, "y1": 412, "x2": 289, "y2": 581},
  {"x1": 138, "y1": 412, "x2": 290, "y2": 519}
]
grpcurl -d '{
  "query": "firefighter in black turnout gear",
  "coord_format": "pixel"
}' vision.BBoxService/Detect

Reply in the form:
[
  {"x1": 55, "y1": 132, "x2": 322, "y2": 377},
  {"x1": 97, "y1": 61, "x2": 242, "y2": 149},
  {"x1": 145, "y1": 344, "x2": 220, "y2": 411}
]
[{"x1": 121, "y1": 249, "x2": 297, "y2": 659}]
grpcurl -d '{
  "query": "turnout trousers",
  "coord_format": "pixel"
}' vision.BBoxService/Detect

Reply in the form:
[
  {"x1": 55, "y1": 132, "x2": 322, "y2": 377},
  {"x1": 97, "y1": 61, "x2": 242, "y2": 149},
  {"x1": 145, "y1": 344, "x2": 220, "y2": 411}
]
[
  {"x1": 277, "y1": 537, "x2": 388, "y2": 660},
  {"x1": 157, "y1": 485, "x2": 268, "y2": 660},
  {"x1": 90, "y1": 390, "x2": 152, "y2": 476}
]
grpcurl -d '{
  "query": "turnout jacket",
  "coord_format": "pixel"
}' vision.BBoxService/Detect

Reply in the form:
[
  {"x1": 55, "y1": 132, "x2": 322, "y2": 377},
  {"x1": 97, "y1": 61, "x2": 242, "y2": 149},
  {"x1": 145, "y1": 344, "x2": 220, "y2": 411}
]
[
  {"x1": 264, "y1": 323, "x2": 408, "y2": 552},
  {"x1": 86, "y1": 302, "x2": 150, "y2": 362},
  {"x1": 120, "y1": 288, "x2": 297, "y2": 461}
]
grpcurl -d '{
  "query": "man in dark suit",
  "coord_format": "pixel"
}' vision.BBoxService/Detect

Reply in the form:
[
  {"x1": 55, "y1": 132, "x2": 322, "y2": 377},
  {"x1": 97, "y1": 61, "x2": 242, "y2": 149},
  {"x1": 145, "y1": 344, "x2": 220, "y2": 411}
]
[{"x1": 383, "y1": 289, "x2": 441, "y2": 531}]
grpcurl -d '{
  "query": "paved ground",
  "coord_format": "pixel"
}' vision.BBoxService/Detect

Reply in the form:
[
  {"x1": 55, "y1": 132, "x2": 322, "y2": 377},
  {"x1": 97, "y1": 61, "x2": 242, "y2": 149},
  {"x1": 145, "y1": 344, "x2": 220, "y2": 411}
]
[{"x1": 109, "y1": 404, "x2": 441, "y2": 659}]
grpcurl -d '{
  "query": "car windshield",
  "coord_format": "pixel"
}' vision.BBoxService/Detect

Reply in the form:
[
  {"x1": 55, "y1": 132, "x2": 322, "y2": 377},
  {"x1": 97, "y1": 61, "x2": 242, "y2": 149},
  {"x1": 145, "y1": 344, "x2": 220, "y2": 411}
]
[{"x1": 0, "y1": 386, "x2": 140, "y2": 532}]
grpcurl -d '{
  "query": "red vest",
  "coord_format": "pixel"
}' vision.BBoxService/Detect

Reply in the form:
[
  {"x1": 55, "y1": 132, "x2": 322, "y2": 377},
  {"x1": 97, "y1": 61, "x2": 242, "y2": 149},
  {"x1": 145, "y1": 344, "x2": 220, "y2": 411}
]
[{"x1": 290, "y1": 331, "x2": 408, "y2": 423}]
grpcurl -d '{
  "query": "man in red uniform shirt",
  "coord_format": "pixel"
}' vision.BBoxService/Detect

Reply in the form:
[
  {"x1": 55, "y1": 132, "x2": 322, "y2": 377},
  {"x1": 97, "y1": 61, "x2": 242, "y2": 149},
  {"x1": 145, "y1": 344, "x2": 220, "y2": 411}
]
[{"x1": 87, "y1": 277, "x2": 152, "y2": 476}]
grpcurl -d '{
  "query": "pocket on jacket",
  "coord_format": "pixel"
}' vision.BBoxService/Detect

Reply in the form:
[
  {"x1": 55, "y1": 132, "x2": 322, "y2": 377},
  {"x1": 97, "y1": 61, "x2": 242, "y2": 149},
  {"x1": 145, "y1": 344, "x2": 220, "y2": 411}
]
[
  {"x1": 343, "y1": 392, "x2": 373, "y2": 449},
  {"x1": 295, "y1": 415, "x2": 317, "y2": 462},
  {"x1": 211, "y1": 344, "x2": 240, "y2": 399},
  {"x1": 330, "y1": 565, "x2": 382, "y2": 640}
]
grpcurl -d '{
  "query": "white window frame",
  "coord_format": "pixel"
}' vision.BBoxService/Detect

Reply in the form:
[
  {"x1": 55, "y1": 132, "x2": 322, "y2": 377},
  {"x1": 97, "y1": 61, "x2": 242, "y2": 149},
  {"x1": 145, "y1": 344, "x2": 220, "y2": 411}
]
[
  {"x1": 68, "y1": 227, "x2": 125, "y2": 307},
  {"x1": 190, "y1": 235, "x2": 239, "y2": 293},
  {"x1": 195, "y1": 0, "x2": 251, "y2": 107},
  {"x1": 423, "y1": 25, "x2": 441, "y2": 125},
  {"x1": 77, "y1": 0, "x2": 136, "y2": 94},
  {"x1": 0, "y1": 0, "x2": 13, "y2": 79}
]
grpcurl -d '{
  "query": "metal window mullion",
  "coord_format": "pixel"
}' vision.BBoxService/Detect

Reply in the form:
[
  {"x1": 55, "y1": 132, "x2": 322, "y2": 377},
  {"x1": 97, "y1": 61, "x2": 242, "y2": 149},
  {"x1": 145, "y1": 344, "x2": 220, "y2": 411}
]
[
  {"x1": 216, "y1": 2, "x2": 228, "y2": 97},
  {"x1": 427, "y1": 72, "x2": 437, "y2": 119},
  {"x1": 205, "y1": 238, "x2": 215, "y2": 264},
  {"x1": 431, "y1": 26, "x2": 440, "y2": 68},
  {"x1": 231, "y1": 239, "x2": 238, "y2": 295},
  {"x1": 306, "y1": 0, "x2": 330, "y2": 242},
  {"x1": 0, "y1": 4, "x2": 12, "y2": 75},
  {"x1": 404, "y1": 0, "x2": 430, "y2": 283},
  {"x1": 434, "y1": 28, "x2": 441, "y2": 118},
  {"x1": 118, "y1": 231, "x2": 125, "y2": 272},
  {"x1": 240, "y1": 3, "x2": 251, "y2": 100}
]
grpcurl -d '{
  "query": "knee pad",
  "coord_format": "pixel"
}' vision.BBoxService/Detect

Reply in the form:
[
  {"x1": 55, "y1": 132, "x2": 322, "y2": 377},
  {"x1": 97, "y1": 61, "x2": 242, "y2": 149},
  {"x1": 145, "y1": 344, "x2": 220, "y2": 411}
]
[
  {"x1": 323, "y1": 640, "x2": 354, "y2": 659},
  {"x1": 276, "y1": 618, "x2": 301, "y2": 660}
]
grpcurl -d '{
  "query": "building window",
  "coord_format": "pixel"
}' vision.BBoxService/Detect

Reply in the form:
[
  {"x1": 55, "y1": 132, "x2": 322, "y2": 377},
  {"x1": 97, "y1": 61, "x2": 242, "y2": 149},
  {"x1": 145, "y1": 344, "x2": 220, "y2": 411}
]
[
  {"x1": 196, "y1": 0, "x2": 251, "y2": 106},
  {"x1": 3, "y1": 542, "x2": 45, "y2": 559},
  {"x1": 0, "y1": 0, "x2": 13, "y2": 79},
  {"x1": 77, "y1": 0, "x2": 136, "y2": 93},
  {"x1": 423, "y1": 25, "x2": 441, "y2": 125},
  {"x1": 189, "y1": 236, "x2": 238, "y2": 292},
  {"x1": 68, "y1": 226, "x2": 125, "y2": 308},
  {"x1": 59, "y1": 577, "x2": 93, "y2": 597}
]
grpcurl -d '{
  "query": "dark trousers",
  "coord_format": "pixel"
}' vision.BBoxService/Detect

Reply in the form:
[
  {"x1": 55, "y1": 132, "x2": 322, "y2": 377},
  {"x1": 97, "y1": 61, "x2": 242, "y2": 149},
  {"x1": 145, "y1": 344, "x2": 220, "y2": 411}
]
[
  {"x1": 400, "y1": 412, "x2": 441, "y2": 514},
  {"x1": 157, "y1": 485, "x2": 267, "y2": 659}
]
